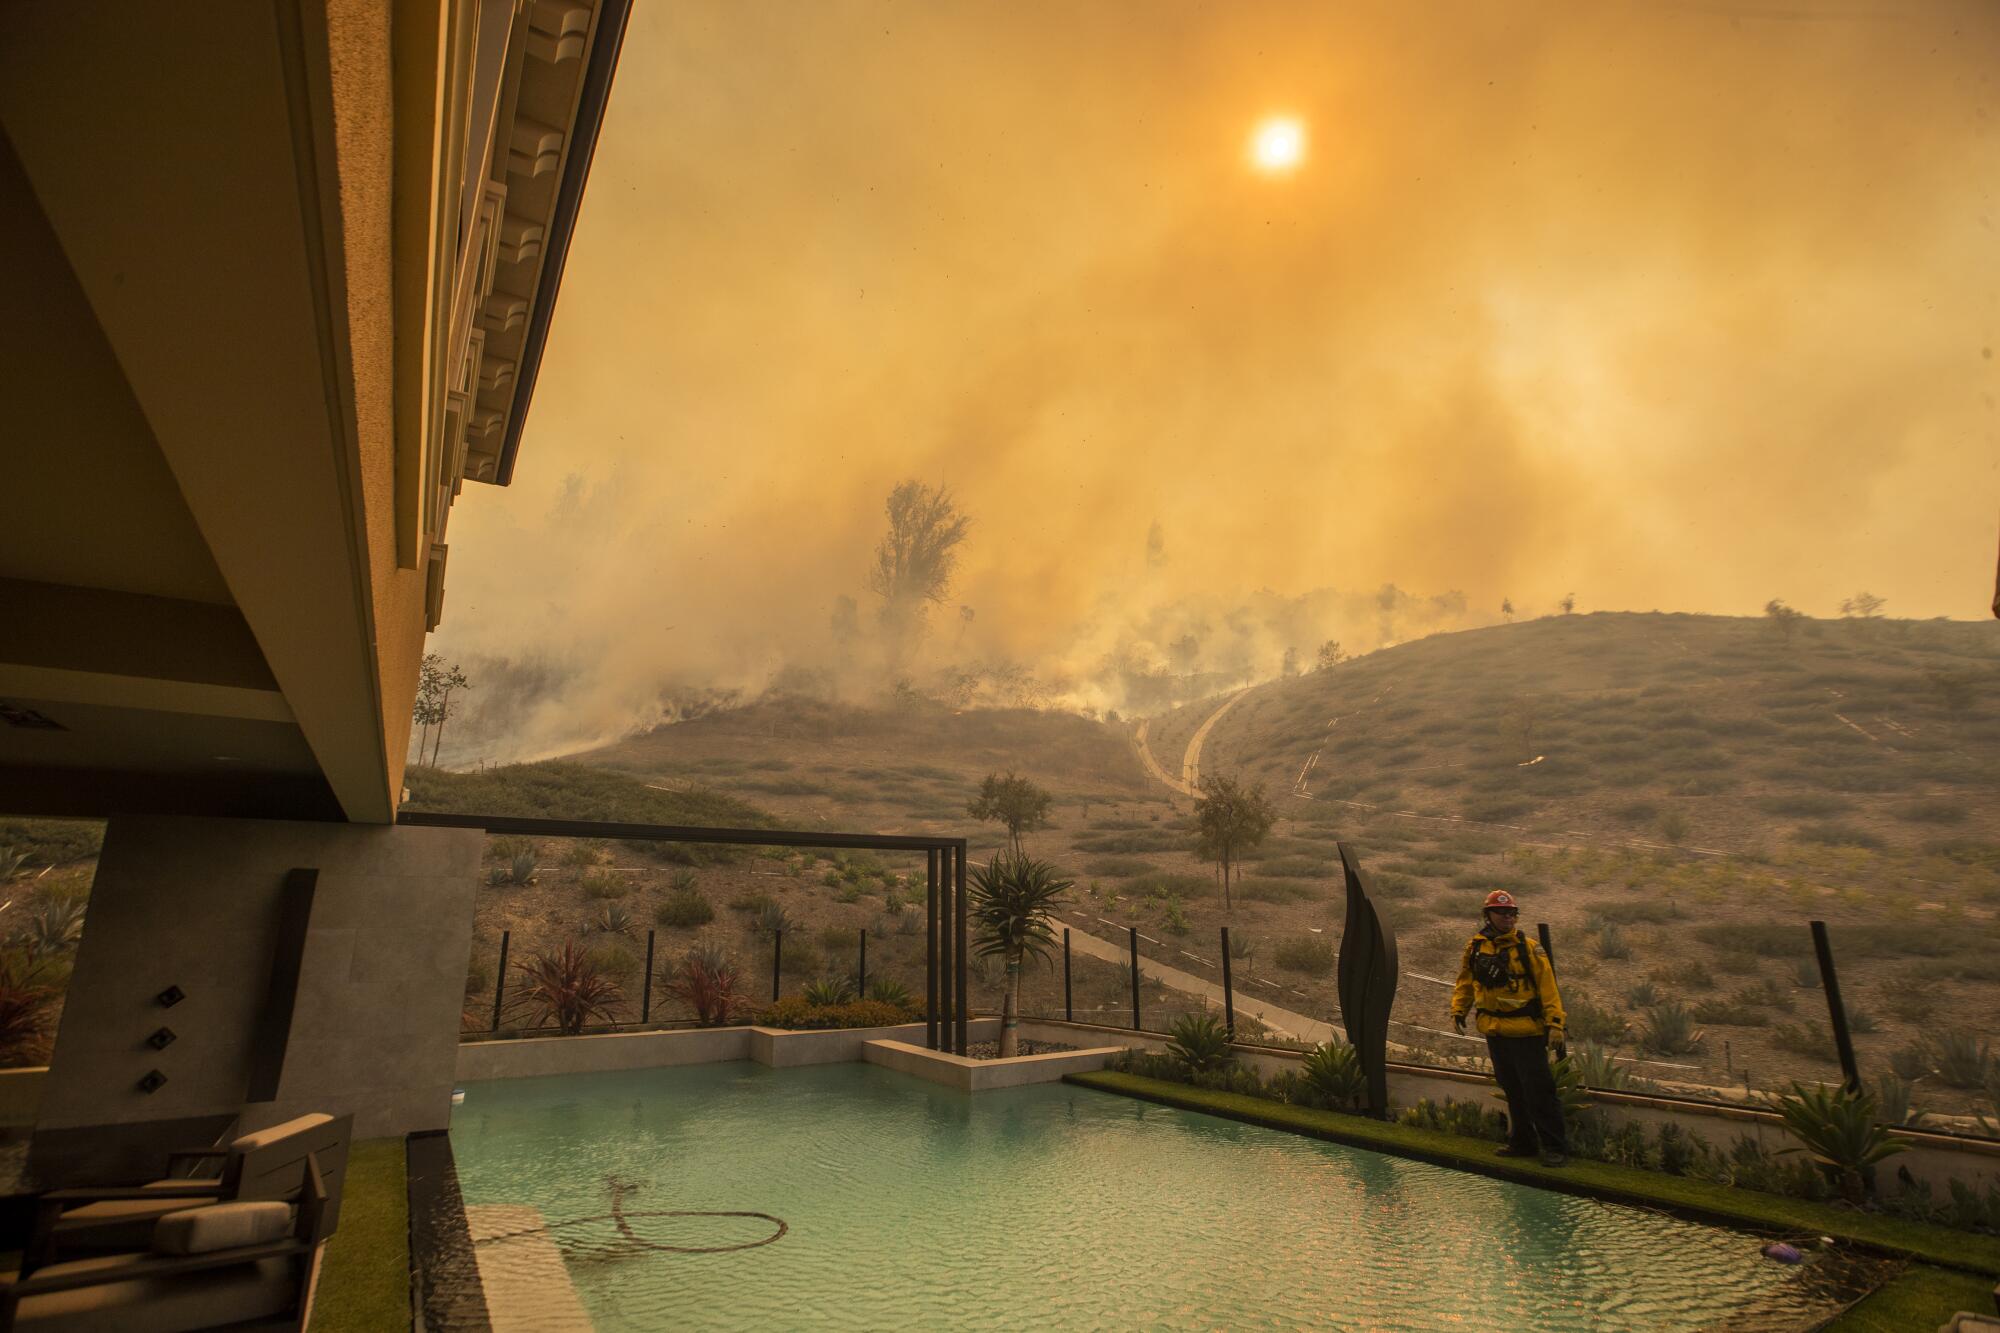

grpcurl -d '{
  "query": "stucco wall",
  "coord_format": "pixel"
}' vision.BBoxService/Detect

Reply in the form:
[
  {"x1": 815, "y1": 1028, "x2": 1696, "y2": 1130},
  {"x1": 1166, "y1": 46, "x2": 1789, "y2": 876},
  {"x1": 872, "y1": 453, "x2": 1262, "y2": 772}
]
[{"x1": 38, "y1": 815, "x2": 479, "y2": 1156}]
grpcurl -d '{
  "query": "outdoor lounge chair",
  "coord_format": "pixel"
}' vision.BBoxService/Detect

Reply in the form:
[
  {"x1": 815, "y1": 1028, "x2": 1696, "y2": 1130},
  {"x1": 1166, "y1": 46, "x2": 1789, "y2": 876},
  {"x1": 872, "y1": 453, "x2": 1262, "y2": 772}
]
[
  {"x1": 34, "y1": 1114, "x2": 349, "y2": 1257},
  {"x1": 0, "y1": 1147, "x2": 335, "y2": 1332}
]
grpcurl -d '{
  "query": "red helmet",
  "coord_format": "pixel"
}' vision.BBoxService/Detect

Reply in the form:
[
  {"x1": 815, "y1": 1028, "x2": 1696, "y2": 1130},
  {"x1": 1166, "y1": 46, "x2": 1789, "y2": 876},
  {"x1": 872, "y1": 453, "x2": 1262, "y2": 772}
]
[{"x1": 1483, "y1": 890, "x2": 1518, "y2": 911}]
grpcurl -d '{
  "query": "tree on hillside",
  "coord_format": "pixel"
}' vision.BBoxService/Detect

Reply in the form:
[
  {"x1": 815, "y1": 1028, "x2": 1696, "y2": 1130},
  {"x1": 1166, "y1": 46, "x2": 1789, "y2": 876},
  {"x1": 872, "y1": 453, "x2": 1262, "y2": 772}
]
[
  {"x1": 425, "y1": 659, "x2": 472, "y2": 767},
  {"x1": 1314, "y1": 640, "x2": 1345, "y2": 671},
  {"x1": 1169, "y1": 633, "x2": 1202, "y2": 676},
  {"x1": 868, "y1": 481, "x2": 970, "y2": 654},
  {"x1": 1192, "y1": 774, "x2": 1275, "y2": 913},
  {"x1": 1281, "y1": 646, "x2": 1300, "y2": 677},
  {"x1": 970, "y1": 852, "x2": 1071, "y2": 1057},
  {"x1": 1840, "y1": 591, "x2": 1885, "y2": 619},
  {"x1": 1500, "y1": 598, "x2": 1514, "y2": 621},
  {"x1": 967, "y1": 771, "x2": 1054, "y2": 855},
  {"x1": 412, "y1": 653, "x2": 471, "y2": 768},
  {"x1": 1558, "y1": 592, "x2": 1576, "y2": 615},
  {"x1": 1764, "y1": 598, "x2": 1804, "y2": 644}
]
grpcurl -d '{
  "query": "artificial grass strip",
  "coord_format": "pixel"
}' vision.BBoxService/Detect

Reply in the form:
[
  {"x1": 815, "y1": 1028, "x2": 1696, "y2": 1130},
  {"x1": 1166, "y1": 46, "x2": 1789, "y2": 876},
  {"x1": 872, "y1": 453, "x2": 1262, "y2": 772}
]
[
  {"x1": 312, "y1": 1137, "x2": 412, "y2": 1332},
  {"x1": 1825, "y1": 1264, "x2": 1996, "y2": 1332},
  {"x1": 1067, "y1": 1071, "x2": 2000, "y2": 1277}
]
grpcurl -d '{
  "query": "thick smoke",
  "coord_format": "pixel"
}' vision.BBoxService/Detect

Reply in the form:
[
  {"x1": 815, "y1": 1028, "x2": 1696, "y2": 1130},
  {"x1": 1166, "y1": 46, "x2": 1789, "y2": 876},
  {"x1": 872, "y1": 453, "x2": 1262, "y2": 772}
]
[{"x1": 426, "y1": 1, "x2": 2000, "y2": 765}]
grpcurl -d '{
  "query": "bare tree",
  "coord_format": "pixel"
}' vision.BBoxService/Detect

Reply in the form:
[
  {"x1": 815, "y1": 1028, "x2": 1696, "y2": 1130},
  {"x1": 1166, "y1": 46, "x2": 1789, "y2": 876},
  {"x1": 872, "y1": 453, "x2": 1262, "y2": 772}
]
[
  {"x1": 426, "y1": 660, "x2": 471, "y2": 767},
  {"x1": 1314, "y1": 640, "x2": 1345, "y2": 671},
  {"x1": 1500, "y1": 598, "x2": 1514, "y2": 621},
  {"x1": 412, "y1": 654, "x2": 444, "y2": 764},
  {"x1": 1764, "y1": 598, "x2": 1803, "y2": 644},
  {"x1": 1558, "y1": 592, "x2": 1576, "y2": 615},
  {"x1": 1281, "y1": 646, "x2": 1300, "y2": 677},
  {"x1": 1840, "y1": 591, "x2": 1885, "y2": 619}
]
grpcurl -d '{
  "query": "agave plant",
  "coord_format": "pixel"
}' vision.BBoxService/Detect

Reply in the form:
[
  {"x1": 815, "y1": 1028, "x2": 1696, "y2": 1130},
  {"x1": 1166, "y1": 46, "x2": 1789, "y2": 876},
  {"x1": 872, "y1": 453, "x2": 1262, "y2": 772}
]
[
  {"x1": 1928, "y1": 1033, "x2": 1994, "y2": 1090},
  {"x1": 0, "y1": 952, "x2": 56, "y2": 1065},
  {"x1": 591, "y1": 903, "x2": 634, "y2": 937},
  {"x1": 1774, "y1": 1081, "x2": 1908, "y2": 1202},
  {"x1": 509, "y1": 851, "x2": 537, "y2": 885},
  {"x1": 1869, "y1": 1072, "x2": 1928, "y2": 1129},
  {"x1": 801, "y1": 975, "x2": 856, "y2": 1006},
  {"x1": 1888, "y1": 1043, "x2": 1930, "y2": 1082},
  {"x1": 865, "y1": 976, "x2": 915, "y2": 1011},
  {"x1": 0, "y1": 846, "x2": 27, "y2": 882},
  {"x1": 969, "y1": 852, "x2": 1072, "y2": 1057},
  {"x1": 1638, "y1": 1002, "x2": 1705, "y2": 1056},
  {"x1": 1300, "y1": 1039, "x2": 1365, "y2": 1111},
  {"x1": 1166, "y1": 1011, "x2": 1235, "y2": 1074},
  {"x1": 1595, "y1": 925, "x2": 1630, "y2": 960},
  {"x1": 507, "y1": 940, "x2": 623, "y2": 1035},
  {"x1": 753, "y1": 902, "x2": 794, "y2": 941},
  {"x1": 661, "y1": 942, "x2": 749, "y2": 1028},
  {"x1": 18, "y1": 895, "x2": 86, "y2": 956},
  {"x1": 1625, "y1": 980, "x2": 1660, "y2": 1008},
  {"x1": 1565, "y1": 1044, "x2": 1633, "y2": 1092}
]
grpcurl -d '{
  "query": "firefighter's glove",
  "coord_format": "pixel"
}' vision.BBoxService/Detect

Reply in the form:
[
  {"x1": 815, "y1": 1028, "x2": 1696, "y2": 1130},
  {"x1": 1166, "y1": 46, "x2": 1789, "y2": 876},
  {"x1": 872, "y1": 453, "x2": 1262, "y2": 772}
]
[{"x1": 1453, "y1": 1013, "x2": 1467, "y2": 1035}]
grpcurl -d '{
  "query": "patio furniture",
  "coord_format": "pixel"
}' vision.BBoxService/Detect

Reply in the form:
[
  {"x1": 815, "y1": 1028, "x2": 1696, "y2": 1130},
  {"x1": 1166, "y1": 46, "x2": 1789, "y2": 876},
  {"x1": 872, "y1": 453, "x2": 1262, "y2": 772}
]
[
  {"x1": 0, "y1": 1148, "x2": 334, "y2": 1332},
  {"x1": 35, "y1": 1114, "x2": 348, "y2": 1258}
]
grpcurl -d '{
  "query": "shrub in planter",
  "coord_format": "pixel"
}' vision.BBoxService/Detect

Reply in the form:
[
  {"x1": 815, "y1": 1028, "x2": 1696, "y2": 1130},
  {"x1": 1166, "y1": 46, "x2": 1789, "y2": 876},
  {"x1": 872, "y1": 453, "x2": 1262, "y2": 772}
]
[
  {"x1": 507, "y1": 940, "x2": 622, "y2": 1035},
  {"x1": 1774, "y1": 1081, "x2": 1908, "y2": 1203},
  {"x1": 755, "y1": 997, "x2": 911, "y2": 1030},
  {"x1": 1166, "y1": 1012, "x2": 1236, "y2": 1073},
  {"x1": 865, "y1": 977, "x2": 915, "y2": 1009},
  {"x1": 801, "y1": 975, "x2": 856, "y2": 1006},
  {"x1": 661, "y1": 943, "x2": 751, "y2": 1027},
  {"x1": 1298, "y1": 1040, "x2": 1366, "y2": 1111}
]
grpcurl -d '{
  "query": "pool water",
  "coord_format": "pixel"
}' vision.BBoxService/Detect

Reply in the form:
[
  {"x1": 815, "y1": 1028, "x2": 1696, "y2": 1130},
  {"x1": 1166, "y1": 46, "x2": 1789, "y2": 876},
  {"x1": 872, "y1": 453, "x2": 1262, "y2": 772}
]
[{"x1": 449, "y1": 1062, "x2": 1871, "y2": 1331}]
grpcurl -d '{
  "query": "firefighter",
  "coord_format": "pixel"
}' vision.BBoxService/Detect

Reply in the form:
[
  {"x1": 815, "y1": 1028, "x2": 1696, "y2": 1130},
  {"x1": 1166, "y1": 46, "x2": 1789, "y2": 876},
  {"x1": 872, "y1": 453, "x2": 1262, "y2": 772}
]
[{"x1": 1451, "y1": 889, "x2": 1569, "y2": 1166}]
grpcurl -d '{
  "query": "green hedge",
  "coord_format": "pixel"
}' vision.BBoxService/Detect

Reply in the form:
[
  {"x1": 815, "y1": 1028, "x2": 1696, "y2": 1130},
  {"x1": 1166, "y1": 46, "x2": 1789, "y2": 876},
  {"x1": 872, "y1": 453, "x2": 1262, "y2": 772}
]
[{"x1": 1066, "y1": 1071, "x2": 2000, "y2": 1277}]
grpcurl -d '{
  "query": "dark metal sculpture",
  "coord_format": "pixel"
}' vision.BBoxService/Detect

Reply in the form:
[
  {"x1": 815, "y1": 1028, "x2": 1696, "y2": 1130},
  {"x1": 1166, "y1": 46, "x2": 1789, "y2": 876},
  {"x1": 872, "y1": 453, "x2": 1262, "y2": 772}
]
[{"x1": 1336, "y1": 842, "x2": 1400, "y2": 1118}]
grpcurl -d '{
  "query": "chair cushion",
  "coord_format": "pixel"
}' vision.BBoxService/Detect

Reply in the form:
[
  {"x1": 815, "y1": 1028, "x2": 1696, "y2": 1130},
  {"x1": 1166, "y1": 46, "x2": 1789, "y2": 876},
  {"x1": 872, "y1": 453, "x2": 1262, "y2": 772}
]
[
  {"x1": 228, "y1": 1112, "x2": 332, "y2": 1154},
  {"x1": 52, "y1": 1197, "x2": 195, "y2": 1251},
  {"x1": 152, "y1": 1202, "x2": 293, "y2": 1255},
  {"x1": 5, "y1": 1254, "x2": 297, "y2": 1333}
]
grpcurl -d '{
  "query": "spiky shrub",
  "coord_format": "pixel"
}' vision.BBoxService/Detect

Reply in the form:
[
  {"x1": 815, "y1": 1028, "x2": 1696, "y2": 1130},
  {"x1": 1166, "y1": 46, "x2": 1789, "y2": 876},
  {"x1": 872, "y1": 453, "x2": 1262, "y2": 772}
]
[
  {"x1": 1625, "y1": 980, "x2": 1660, "y2": 1008},
  {"x1": 661, "y1": 943, "x2": 750, "y2": 1027},
  {"x1": 655, "y1": 890, "x2": 713, "y2": 929},
  {"x1": 560, "y1": 841, "x2": 605, "y2": 868},
  {"x1": 1163, "y1": 898, "x2": 1191, "y2": 937},
  {"x1": 1870, "y1": 1072, "x2": 1927, "y2": 1128},
  {"x1": 1566, "y1": 1045, "x2": 1633, "y2": 1092},
  {"x1": 592, "y1": 904, "x2": 634, "y2": 937},
  {"x1": 507, "y1": 940, "x2": 623, "y2": 1035},
  {"x1": 1595, "y1": 925, "x2": 1630, "y2": 960},
  {"x1": 865, "y1": 977, "x2": 915, "y2": 1011},
  {"x1": 1928, "y1": 1033, "x2": 1994, "y2": 1090},
  {"x1": 1298, "y1": 1040, "x2": 1366, "y2": 1111},
  {"x1": 508, "y1": 851, "x2": 537, "y2": 885},
  {"x1": 1774, "y1": 1081, "x2": 1908, "y2": 1202},
  {"x1": 0, "y1": 952, "x2": 57, "y2": 1066},
  {"x1": 729, "y1": 891, "x2": 773, "y2": 914},
  {"x1": 802, "y1": 975, "x2": 856, "y2": 1006},
  {"x1": 754, "y1": 902, "x2": 794, "y2": 940},
  {"x1": 1166, "y1": 1012, "x2": 1236, "y2": 1074},
  {"x1": 669, "y1": 869, "x2": 698, "y2": 893},
  {"x1": 1639, "y1": 1003, "x2": 1705, "y2": 1056},
  {"x1": 18, "y1": 895, "x2": 85, "y2": 955},
  {"x1": 580, "y1": 870, "x2": 626, "y2": 900},
  {"x1": 0, "y1": 847, "x2": 27, "y2": 882},
  {"x1": 895, "y1": 910, "x2": 922, "y2": 937},
  {"x1": 884, "y1": 889, "x2": 904, "y2": 915}
]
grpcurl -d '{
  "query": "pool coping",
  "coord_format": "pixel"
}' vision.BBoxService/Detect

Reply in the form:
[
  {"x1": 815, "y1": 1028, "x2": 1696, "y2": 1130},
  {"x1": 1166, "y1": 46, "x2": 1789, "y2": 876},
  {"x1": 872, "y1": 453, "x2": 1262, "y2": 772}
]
[
  {"x1": 862, "y1": 1039, "x2": 1127, "y2": 1091},
  {"x1": 1065, "y1": 1070, "x2": 2000, "y2": 1278}
]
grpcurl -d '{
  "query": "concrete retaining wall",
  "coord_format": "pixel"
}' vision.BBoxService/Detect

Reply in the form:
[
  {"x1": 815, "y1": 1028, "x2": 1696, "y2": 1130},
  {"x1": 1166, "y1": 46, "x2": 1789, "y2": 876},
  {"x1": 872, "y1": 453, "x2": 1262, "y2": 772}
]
[
  {"x1": 458, "y1": 1019, "x2": 1000, "y2": 1082},
  {"x1": 863, "y1": 1038, "x2": 1124, "y2": 1092}
]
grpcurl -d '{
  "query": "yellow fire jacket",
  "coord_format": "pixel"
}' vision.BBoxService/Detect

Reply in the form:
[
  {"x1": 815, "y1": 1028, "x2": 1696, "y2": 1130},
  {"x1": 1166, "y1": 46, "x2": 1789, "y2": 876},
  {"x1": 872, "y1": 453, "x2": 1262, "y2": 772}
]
[{"x1": 1451, "y1": 928, "x2": 1566, "y2": 1039}]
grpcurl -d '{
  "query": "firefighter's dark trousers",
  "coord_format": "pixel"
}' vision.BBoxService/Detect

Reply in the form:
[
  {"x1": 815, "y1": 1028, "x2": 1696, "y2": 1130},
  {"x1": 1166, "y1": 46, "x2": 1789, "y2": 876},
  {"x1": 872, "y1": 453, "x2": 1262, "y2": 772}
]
[{"x1": 1486, "y1": 1032, "x2": 1567, "y2": 1152}]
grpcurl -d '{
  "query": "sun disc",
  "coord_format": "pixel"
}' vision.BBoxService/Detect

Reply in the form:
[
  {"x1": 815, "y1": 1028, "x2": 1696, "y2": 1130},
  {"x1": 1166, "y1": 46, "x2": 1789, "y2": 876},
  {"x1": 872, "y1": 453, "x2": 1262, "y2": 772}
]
[{"x1": 1250, "y1": 117, "x2": 1306, "y2": 173}]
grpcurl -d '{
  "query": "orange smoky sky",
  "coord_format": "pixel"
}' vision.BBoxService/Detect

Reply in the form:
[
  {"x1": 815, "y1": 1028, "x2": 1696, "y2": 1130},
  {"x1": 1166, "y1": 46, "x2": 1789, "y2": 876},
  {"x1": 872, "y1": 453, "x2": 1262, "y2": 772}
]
[{"x1": 434, "y1": 1, "x2": 1999, "y2": 755}]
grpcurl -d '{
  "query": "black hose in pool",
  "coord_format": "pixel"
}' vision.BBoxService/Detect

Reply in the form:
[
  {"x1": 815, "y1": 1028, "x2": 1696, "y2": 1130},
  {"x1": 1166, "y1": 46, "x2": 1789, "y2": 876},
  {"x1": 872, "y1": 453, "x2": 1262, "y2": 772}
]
[{"x1": 472, "y1": 1178, "x2": 787, "y2": 1255}]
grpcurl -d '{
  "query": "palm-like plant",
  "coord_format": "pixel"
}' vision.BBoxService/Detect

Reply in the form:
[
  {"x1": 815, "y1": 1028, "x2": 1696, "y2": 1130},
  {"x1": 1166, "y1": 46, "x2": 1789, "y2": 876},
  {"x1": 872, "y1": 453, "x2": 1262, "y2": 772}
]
[
  {"x1": 661, "y1": 943, "x2": 749, "y2": 1027},
  {"x1": 0, "y1": 846, "x2": 28, "y2": 882},
  {"x1": 508, "y1": 940, "x2": 622, "y2": 1035},
  {"x1": 865, "y1": 976, "x2": 915, "y2": 1011},
  {"x1": 0, "y1": 952, "x2": 57, "y2": 1065},
  {"x1": 1300, "y1": 1039, "x2": 1365, "y2": 1110},
  {"x1": 969, "y1": 852, "x2": 1072, "y2": 1057},
  {"x1": 1639, "y1": 1002, "x2": 1704, "y2": 1056},
  {"x1": 1774, "y1": 1081, "x2": 1908, "y2": 1202},
  {"x1": 17, "y1": 896, "x2": 86, "y2": 955},
  {"x1": 802, "y1": 975, "x2": 856, "y2": 1006},
  {"x1": 1167, "y1": 1012, "x2": 1236, "y2": 1074}
]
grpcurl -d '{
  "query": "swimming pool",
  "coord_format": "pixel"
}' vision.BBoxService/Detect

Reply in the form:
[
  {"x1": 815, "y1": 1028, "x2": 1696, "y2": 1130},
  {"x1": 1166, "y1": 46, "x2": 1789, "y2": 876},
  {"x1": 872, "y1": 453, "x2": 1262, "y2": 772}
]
[{"x1": 448, "y1": 1062, "x2": 1869, "y2": 1330}]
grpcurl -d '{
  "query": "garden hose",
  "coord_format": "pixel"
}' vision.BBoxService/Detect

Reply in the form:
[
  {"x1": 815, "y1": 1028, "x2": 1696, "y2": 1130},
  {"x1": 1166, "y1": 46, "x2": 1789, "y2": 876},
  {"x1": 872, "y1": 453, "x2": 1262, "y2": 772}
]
[{"x1": 473, "y1": 1177, "x2": 787, "y2": 1255}]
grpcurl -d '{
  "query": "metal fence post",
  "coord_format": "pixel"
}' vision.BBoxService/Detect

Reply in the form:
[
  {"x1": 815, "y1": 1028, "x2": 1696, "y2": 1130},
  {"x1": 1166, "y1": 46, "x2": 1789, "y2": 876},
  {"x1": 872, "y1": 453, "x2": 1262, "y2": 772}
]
[
  {"x1": 939, "y1": 848, "x2": 954, "y2": 1050},
  {"x1": 1128, "y1": 926, "x2": 1141, "y2": 1032},
  {"x1": 641, "y1": 929, "x2": 656, "y2": 1023},
  {"x1": 491, "y1": 930, "x2": 510, "y2": 1033},
  {"x1": 773, "y1": 930, "x2": 783, "y2": 1002},
  {"x1": 954, "y1": 843, "x2": 969, "y2": 1055},
  {"x1": 926, "y1": 847, "x2": 939, "y2": 1050},
  {"x1": 1220, "y1": 925, "x2": 1235, "y2": 1038},
  {"x1": 1810, "y1": 921, "x2": 1862, "y2": 1092},
  {"x1": 858, "y1": 928, "x2": 867, "y2": 997},
  {"x1": 1063, "y1": 928, "x2": 1073, "y2": 1022}
]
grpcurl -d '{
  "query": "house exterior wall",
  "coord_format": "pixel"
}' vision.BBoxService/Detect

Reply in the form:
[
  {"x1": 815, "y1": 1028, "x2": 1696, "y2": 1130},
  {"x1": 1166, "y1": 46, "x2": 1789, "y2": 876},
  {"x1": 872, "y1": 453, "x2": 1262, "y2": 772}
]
[{"x1": 35, "y1": 816, "x2": 480, "y2": 1174}]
